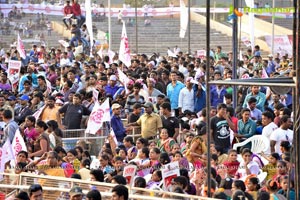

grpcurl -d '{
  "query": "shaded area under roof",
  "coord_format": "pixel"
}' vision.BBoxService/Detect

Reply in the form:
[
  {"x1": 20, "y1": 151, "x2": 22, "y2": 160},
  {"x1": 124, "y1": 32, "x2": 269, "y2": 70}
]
[{"x1": 209, "y1": 77, "x2": 296, "y2": 87}]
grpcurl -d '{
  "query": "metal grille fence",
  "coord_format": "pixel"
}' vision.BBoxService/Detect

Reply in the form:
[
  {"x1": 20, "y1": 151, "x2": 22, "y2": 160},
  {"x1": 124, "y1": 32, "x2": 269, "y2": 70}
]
[{"x1": 0, "y1": 173, "x2": 217, "y2": 200}]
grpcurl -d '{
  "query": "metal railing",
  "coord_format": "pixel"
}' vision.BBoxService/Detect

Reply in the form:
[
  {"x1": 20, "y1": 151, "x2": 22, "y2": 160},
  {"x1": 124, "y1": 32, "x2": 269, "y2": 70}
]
[{"x1": 0, "y1": 172, "x2": 217, "y2": 200}]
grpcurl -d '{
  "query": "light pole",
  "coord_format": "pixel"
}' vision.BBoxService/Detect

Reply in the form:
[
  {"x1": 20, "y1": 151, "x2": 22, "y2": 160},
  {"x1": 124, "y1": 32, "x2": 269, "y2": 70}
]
[
  {"x1": 135, "y1": 0, "x2": 138, "y2": 53},
  {"x1": 108, "y1": 0, "x2": 111, "y2": 50},
  {"x1": 271, "y1": 0, "x2": 275, "y2": 55},
  {"x1": 188, "y1": 0, "x2": 190, "y2": 54}
]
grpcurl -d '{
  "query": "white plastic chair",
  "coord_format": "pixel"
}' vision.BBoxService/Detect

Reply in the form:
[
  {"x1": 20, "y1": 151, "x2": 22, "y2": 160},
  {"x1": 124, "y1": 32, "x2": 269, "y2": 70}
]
[{"x1": 233, "y1": 135, "x2": 270, "y2": 154}]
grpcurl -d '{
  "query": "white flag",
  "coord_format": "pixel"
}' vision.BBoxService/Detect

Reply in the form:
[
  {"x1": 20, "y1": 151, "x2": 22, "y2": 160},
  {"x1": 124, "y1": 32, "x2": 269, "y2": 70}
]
[
  {"x1": 167, "y1": 49, "x2": 177, "y2": 57},
  {"x1": 92, "y1": 88, "x2": 99, "y2": 103},
  {"x1": 0, "y1": 139, "x2": 14, "y2": 174},
  {"x1": 110, "y1": 129, "x2": 118, "y2": 146},
  {"x1": 179, "y1": 0, "x2": 188, "y2": 38},
  {"x1": 97, "y1": 46, "x2": 103, "y2": 59},
  {"x1": 85, "y1": 0, "x2": 94, "y2": 56},
  {"x1": 12, "y1": 129, "x2": 27, "y2": 159},
  {"x1": 17, "y1": 34, "x2": 26, "y2": 59},
  {"x1": 85, "y1": 99, "x2": 111, "y2": 134},
  {"x1": 119, "y1": 22, "x2": 131, "y2": 67},
  {"x1": 108, "y1": 49, "x2": 115, "y2": 64},
  {"x1": 32, "y1": 105, "x2": 45, "y2": 120},
  {"x1": 46, "y1": 79, "x2": 52, "y2": 94},
  {"x1": 117, "y1": 68, "x2": 130, "y2": 93},
  {"x1": 117, "y1": 68, "x2": 130, "y2": 85}
]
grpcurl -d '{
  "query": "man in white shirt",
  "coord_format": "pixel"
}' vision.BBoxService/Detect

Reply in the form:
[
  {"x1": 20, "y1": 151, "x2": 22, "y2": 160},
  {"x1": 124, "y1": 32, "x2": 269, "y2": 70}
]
[
  {"x1": 270, "y1": 115, "x2": 293, "y2": 154},
  {"x1": 178, "y1": 77, "x2": 194, "y2": 115},
  {"x1": 261, "y1": 111, "x2": 278, "y2": 154},
  {"x1": 60, "y1": 52, "x2": 72, "y2": 67}
]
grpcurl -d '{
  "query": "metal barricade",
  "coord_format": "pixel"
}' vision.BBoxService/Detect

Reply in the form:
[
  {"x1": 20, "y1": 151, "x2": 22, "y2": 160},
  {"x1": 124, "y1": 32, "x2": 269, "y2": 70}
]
[
  {"x1": 0, "y1": 172, "x2": 217, "y2": 200},
  {"x1": 62, "y1": 127, "x2": 109, "y2": 155}
]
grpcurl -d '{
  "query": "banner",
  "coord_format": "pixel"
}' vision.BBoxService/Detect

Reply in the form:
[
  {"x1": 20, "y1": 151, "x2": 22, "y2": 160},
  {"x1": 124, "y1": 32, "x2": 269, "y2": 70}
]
[
  {"x1": 162, "y1": 161, "x2": 180, "y2": 191},
  {"x1": 85, "y1": 0, "x2": 94, "y2": 56},
  {"x1": 12, "y1": 129, "x2": 27, "y2": 159},
  {"x1": 265, "y1": 35, "x2": 292, "y2": 57},
  {"x1": 179, "y1": 0, "x2": 188, "y2": 38},
  {"x1": 0, "y1": 4, "x2": 231, "y2": 17},
  {"x1": 85, "y1": 98, "x2": 110, "y2": 134},
  {"x1": 119, "y1": 22, "x2": 131, "y2": 67},
  {"x1": 8, "y1": 60, "x2": 22, "y2": 90},
  {"x1": 123, "y1": 165, "x2": 137, "y2": 186},
  {"x1": 17, "y1": 34, "x2": 26, "y2": 59},
  {"x1": 196, "y1": 50, "x2": 206, "y2": 59}
]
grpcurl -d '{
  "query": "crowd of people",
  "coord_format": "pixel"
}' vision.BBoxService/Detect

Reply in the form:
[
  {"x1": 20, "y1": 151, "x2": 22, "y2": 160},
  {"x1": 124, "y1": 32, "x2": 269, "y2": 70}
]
[{"x1": 0, "y1": 2, "x2": 296, "y2": 200}]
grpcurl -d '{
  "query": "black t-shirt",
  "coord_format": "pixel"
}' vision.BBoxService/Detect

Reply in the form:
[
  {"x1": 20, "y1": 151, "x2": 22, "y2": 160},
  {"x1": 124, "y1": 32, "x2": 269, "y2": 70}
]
[
  {"x1": 161, "y1": 116, "x2": 179, "y2": 138},
  {"x1": 128, "y1": 113, "x2": 140, "y2": 123},
  {"x1": 210, "y1": 116, "x2": 231, "y2": 149},
  {"x1": 59, "y1": 103, "x2": 91, "y2": 129}
]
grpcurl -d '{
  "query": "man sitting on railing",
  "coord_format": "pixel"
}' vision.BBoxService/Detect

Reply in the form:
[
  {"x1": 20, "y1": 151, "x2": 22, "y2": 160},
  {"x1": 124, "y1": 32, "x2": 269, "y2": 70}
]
[{"x1": 63, "y1": 0, "x2": 73, "y2": 30}]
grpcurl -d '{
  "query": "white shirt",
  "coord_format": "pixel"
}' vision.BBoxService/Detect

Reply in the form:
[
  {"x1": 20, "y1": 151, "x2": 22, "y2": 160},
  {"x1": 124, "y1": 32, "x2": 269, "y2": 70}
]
[
  {"x1": 270, "y1": 127, "x2": 293, "y2": 154},
  {"x1": 236, "y1": 160, "x2": 260, "y2": 180},
  {"x1": 262, "y1": 122, "x2": 278, "y2": 154},
  {"x1": 60, "y1": 57, "x2": 72, "y2": 67},
  {"x1": 178, "y1": 65, "x2": 188, "y2": 78},
  {"x1": 262, "y1": 122, "x2": 278, "y2": 139},
  {"x1": 178, "y1": 87, "x2": 194, "y2": 112}
]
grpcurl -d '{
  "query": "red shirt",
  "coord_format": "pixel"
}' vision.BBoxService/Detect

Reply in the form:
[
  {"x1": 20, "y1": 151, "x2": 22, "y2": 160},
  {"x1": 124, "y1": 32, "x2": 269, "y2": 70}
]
[
  {"x1": 72, "y1": 3, "x2": 81, "y2": 16},
  {"x1": 64, "y1": 5, "x2": 72, "y2": 15},
  {"x1": 223, "y1": 161, "x2": 240, "y2": 177}
]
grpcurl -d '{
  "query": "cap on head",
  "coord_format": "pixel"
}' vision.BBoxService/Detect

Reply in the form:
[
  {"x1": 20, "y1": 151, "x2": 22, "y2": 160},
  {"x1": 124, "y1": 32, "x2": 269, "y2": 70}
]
[
  {"x1": 19, "y1": 95, "x2": 30, "y2": 101},
  {"x1": 8, "y1": 96, "x2": 16, "y2": 101},
  {"x1": 112, "y1": 103, "x2": 122, "y2": 110},
  {"x1": 110, "y1": 75, "x2": 117, "y2": 81},
  {"x1": 69, "y1": 186, "x2": 83, "y2": 197},
  {"x1": 143, "y1": 102, "x2": 153, "y2": 108}
]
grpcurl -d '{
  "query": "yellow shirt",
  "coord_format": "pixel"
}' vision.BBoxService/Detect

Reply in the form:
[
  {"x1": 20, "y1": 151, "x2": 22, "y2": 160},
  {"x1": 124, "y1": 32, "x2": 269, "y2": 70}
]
[{"x1": 136, "y1": 113, "x2": 162, "y2": 138}]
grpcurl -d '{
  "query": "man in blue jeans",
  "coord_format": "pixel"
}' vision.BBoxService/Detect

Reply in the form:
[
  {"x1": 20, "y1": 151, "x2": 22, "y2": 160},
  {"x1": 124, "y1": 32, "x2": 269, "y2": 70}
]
[{"x1": 69, "y1": 24, "x2": 81, "y2": 47}]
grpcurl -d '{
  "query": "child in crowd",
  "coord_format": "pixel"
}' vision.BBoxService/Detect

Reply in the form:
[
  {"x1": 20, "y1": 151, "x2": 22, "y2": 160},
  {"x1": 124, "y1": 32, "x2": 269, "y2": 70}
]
[
  {"x1": 223, "y1": 149, "x2": 240, "y2": 178},
  {"x1": 262, "y1": 152, "x2": 280, "y2": 180},
  {"x1": 146, "y1": 170, "x2": 162, "y2": 189}
]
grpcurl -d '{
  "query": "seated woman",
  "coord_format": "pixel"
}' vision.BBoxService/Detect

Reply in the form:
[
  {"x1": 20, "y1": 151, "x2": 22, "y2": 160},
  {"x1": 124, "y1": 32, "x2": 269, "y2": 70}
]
[
  {"x1": 28, "y1": 121, "x2": 50, "y2": 159},
  {"x1": 235, "y1": 148, "x2": 260, "y2": 180},
  {"x1": 157, "y1": 129, "x2": 175, "y2": 154},
  {"x1": 185, "y1": 136, "x2": 207, "y2": 169}
]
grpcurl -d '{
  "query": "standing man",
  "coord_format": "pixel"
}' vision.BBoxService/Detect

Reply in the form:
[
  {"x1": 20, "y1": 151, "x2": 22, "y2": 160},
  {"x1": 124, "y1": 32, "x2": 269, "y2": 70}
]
[
  {"x1": 261, "y1": 111, "x2": 278, "y2": 154},
  {"x1": 160, "y1": 102, "x2": 179, "y2": 140},
  {"x1": 128, "y1": 102, "x2": 162, "y2": 140},
  {"x1": 210, "y1": 103, "x2": 235, "y2": 153},
  {"x1": 167, "y1": 71, "x2": 185, "y2": 117},
  {"x1": 242, "y1": 85, "x2": 266, "y2": 112},
  {"x1": 57, "y1": 93, "x2": 90, "y2": 129},
  {"x1": 111, "y1": 103, "x2": 127, "y2": 143},
  {"x1": 0, "y1": 109, "x2": 18, "y2": 145},
  {"x1": 178, "y1": 77, "x2": 194, "y2": 115},
  {"x1": 15, "y1": 95, "x2": 33, "y2": 124},
  {"x1": 40, "y1": 96, "x2": 60, "y2": 122},
  {"x1": 270, "y1": 115, "x2": 293, "y2": 154}
]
